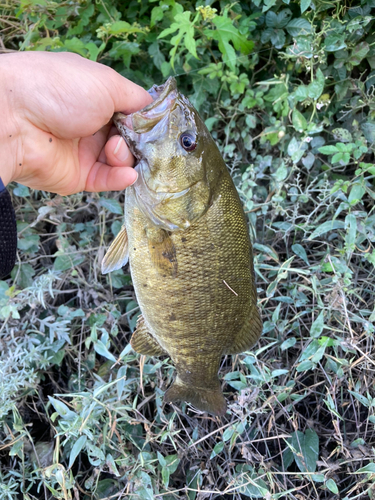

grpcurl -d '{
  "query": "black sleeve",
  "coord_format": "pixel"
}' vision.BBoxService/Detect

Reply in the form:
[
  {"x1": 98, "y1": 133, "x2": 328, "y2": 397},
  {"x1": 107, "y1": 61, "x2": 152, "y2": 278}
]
[{"x1": 0, "y1": 178, "x2": 17, "y2": 279}]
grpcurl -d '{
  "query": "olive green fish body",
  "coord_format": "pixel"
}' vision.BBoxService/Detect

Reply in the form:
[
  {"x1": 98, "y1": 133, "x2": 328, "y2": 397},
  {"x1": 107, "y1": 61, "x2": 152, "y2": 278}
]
[{"x1": 102, "y1": 78, "x2": 262, "y2": 416}]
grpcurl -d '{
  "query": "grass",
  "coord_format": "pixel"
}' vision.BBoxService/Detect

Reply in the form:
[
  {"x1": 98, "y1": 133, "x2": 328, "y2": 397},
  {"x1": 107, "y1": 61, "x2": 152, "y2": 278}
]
[{"x1": 1, "y1": 146, "x2": 375, "y2": 499}]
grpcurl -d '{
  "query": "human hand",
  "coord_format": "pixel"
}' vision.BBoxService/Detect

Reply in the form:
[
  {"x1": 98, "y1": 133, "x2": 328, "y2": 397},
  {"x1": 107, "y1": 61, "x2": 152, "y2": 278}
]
[{"x1": 0, "y1": 52, "x2": 153, "y2": 195}]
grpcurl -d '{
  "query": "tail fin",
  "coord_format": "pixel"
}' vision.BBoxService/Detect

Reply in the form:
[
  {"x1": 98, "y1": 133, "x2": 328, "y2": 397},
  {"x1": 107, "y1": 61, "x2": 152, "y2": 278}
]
[{"x1": 164, "y1": 378, "x2": 227, "y2": 416}]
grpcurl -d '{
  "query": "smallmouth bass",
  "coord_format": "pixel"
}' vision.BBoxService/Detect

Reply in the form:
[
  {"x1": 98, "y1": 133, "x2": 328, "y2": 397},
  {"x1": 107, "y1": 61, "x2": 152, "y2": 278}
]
[{"x1": 102, "y1": 77, "x2": 262, "y2": 416}]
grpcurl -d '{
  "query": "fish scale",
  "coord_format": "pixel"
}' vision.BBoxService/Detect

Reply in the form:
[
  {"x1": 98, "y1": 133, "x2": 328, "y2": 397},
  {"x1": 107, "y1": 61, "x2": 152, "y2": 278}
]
[{"x1": 102, "y1": 77, "x2": 262, "y2": 415}]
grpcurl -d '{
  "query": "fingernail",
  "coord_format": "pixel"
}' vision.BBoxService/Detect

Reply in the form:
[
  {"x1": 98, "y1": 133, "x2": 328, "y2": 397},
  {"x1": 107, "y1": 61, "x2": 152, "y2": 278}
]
[
  {"x1": 113, "y1": 137, "x2": 129, "y2": 162},
  {"x1": 130, "y1": 170, "x2": 138, "y2": 186}
]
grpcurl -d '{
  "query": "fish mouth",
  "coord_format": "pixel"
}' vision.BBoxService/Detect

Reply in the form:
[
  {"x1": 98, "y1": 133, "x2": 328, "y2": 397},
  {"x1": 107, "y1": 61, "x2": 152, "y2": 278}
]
[
  {"x1": 113, "y1": 77, "x2": 194, "y2": 228},
  {"x1": 113, "y1": 77, "x2": 177, "y2": 137},
  {"x1": 113, "y1": 77, "x2": 184, "y2": 198}
]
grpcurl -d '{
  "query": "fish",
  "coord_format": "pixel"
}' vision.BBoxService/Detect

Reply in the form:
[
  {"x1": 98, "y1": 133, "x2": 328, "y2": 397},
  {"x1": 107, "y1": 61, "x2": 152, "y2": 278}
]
[{"x1": 102, "y1": 77, "x2": 262, "y2": 416}]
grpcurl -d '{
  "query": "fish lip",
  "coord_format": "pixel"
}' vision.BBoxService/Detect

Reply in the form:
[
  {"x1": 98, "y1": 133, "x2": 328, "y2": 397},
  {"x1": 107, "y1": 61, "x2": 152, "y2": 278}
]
[
  {"x1": 144, "y1": 76, "x2": 177, "y2": 112},
  {"x1": 113, "y1": 77, "x2": 178, "y2": 135}
]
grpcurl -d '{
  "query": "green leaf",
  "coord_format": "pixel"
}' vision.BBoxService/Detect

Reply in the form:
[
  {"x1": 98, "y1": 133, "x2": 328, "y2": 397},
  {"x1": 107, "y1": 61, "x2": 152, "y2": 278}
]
[
  {"x1": 108, "y1": 21, "x2": 144, "y2": 35},
  {"x1": 332, "y1": 128, "x2": 353, "y2": 143},
  {"x1": 272, "y1": 369, "x2": 289, "y2": 377},
  {"x1": 11, "y1": 263, "x2": 35, "y2": 288},
  {"x1": 165, "y1": 454, "x2": 179, "y2": 474},
  {"x1": 299, "y1": 340, "x2": 320, "y2": 362},
  {"x1": 210, "y1": 441, "x2": 224, "y2": 459},
  {"x1": 335, "y1": 142, "x2": 351, "y2": 152},
  {"x1": 301, "y1": 0, "x2": 311, "y2": 13},
  {"x1": 265, "y1": 11, "x2": 277, "y2": 28},
  {"x1": 134, "y1": 471, "x2": 154, "y2": 500},
  {"x1": 291, "y1": 244, "x2": 309, "y2": 264},
  {"x1": 348, "y1": 183, "x2": 365, "y2": 205},
  {"x1": 108, "y1": 41, "x2": 140, "y2": 68},
  {"x1": 361, "y1": 122, "x2": 375, "y2": 143},
  {"x1": 162, "y1": 467, "x2": 170, "y2": 488},
  {"x1": 265, "y1": 9, "x2": 291, "y2": 28},
  {"x1": 63, "y1": 37, "x2": 87, "y2": 56},
  {"x1": 308, "y1": 220, "x2": 345, "y2": 240},
  {"x1": 296, "y1": 360, "x2": 314, "y2": 371},
  {"x1": 276, "y1": 9, "x2": 292, "y2": 28},
  {"x1": 69, "y1": 435, "x2": 87, "y2": 469},
  {"x1": 292, "y1": 108, "x2": 307, "y2": 132},
  {"x1": 151, "y1": 6, "x2": 164, "y2": 27},
  {"x1": 99, "y1": 197, "x2": 123, "y2": 215},
  {"x1": 332, "y1": 152, "x2": 350, "y2": 164},
  {"x1": 270, "y1": 29, "x2": 286, "y2": 49},
  {"x1": 48, "y1": 396, "x2": 77, "y2": 420},
  {"x1": 158, "y1": 11, "x2": 198, "y2": 68},
  {"x1": 116, "y1": 366, "x2": 127, "y2": 400},
  {"x1": 274, "y1": 163, "x2": 288, "y2": 181},
  {"x1": 287, "y1": 137, "x2": 305, "y2": 163},
  {"x1": 345, "y1": 213, "x2": 357, "y2": 252},
  {"x1": 106, "y1": 454, "x2": 120, "y2": 476},
  {"x1": 54, "y1": 252, "x2": 85, "y2": 272},
  {"x1": 286, "y1": 18, "x2": 312, "y2": 36},
  {"x1": 18, "y1": 233, "x2": 40, "y2": 252},
  {"x1": 349, "y1": 393, "x2": 371, "y2": 410},
  {"x1": 350, "y1": 42, "x2": 370, "y2": 66},
  {"x1": 324, "y1": 35, "x2": 347, "y2": 52},
  {"x1": 223, "y1": 427, "x2": 235, "y2": 442},
  {"x1": 287, "y1": 36, "x2": 313, "y2": 59},
  {"x1": 310, "y1": 311, "x2": 324, "y2": 338},
  {"x1": 312, "y1": 474, "x2": 325, "y2": 483},
  {"x1": 281, "y1": 337, "x2": 296, "y2": 350},
  {"x1": 94, "y1": 340, "x2": 117, "y2": 362},
  {"x1": 234, "y1": 464, "x2": 270, "y2": 497},
  {"x1": 308, "y1": 68, "x2": 325, "y2": 99},
  {"x1": 326, "y1": 479, "x2": 338, "y2": 494},
  {"x1": 148, "y1": 42, "x2": 165, "y2": 70},
  {"x1": 208, "y1": 13, "x2": 253, "y2": 71},
  {"x1": 13, "y1": 184, "x2": 30, "y2": 197},
  {"x1": 291, "y1": 429, "x2": 319, "y2": 472},
  {"x1": 318, "y1": 145, "x2": 339, "y2": 154},
  {"x1": 157, "y1": 451, "x2": 167, "y2": 467},
  {"x1": 355, "y1": 463, "x2": 375, "y2": 474}
]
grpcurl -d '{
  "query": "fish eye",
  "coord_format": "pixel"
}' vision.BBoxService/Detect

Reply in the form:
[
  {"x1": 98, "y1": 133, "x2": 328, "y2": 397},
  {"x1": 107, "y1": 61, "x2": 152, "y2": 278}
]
[{"x1": 180, "y1": 132, "x2": 197, "y2": 152}]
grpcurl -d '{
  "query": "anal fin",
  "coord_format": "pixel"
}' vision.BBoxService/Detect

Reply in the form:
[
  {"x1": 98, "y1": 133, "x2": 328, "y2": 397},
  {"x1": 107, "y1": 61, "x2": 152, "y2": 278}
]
[
  {"x1": 131, "y1": 315, "x2": 166, "y2": 356},
  {"x1": 225, "y1": 305, "x2": 262, "y2": 355},
  {"x1": 102, "y1": 225, "x2": 128, "y2": 274}
]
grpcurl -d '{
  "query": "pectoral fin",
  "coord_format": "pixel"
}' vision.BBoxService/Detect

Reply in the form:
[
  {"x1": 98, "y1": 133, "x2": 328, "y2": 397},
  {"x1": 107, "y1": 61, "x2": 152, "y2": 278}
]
[
  {"x1": 225, "y1": 305, "x2": 262, "y2": 355},
  {"x1": 101, "y1": 225, "x2": 129, "y2": 274},
  {"x1": 147, "y1": 227, "x2": 177, "y2": 278},
  {"x1": 131, "y1": 315, "x2": 166, "y2": 356}
]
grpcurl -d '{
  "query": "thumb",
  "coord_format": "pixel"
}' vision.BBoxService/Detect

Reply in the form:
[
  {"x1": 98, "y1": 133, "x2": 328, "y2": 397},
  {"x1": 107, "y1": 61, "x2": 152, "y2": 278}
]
[{"x1": 108, "y1": 70, "x2": 154, "y2": 114}]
